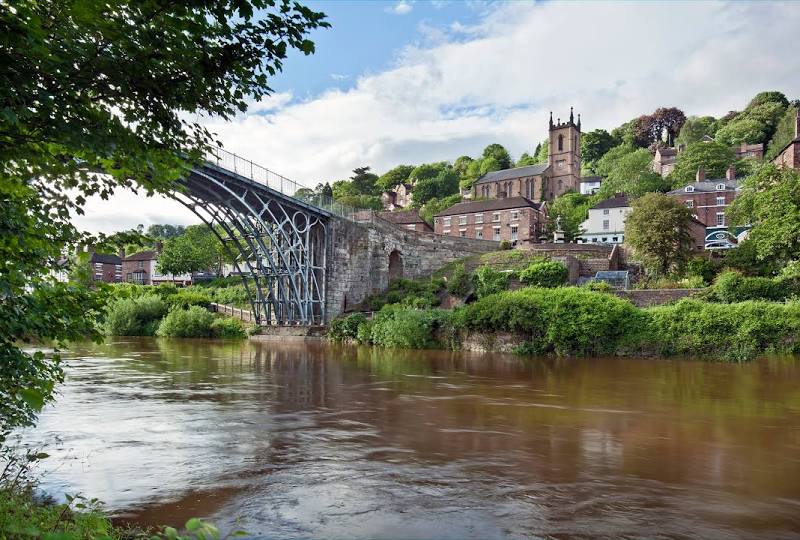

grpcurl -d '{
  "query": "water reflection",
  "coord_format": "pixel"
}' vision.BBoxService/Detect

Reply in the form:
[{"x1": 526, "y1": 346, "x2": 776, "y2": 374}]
[{"x1": 23, "y1": 338, "x2": 800, "y2": 539}]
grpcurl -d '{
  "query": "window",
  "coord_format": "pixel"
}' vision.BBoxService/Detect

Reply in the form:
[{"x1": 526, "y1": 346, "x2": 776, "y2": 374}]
[
  {"x1": 492, "y1": 212, "x2": 501, "y2": 222},
  {"x1": 405, "y1": 224, "x2": 416, "y2": 230},
  {"x1": 592, "y1": 238, "x2": 598, "y2": 243},
  {"x1": 459, "y1": 230, "x2": 466, "y2": 237},
  {"x1": 511, "y1": 226, "x2": 518, "y2": 241},
  {"x1": 601, "y1": 237, "x2": 608, "y2": 242},
  {"x1": 602, "y1": 219, "x2": 609, "y2": 230},
  {"x1": 443, "y1": 229, "x2": 450, "y2": 235},
  {"x1": 716, "y1": 213, "x2": 725, "y2": 226},
  {"x1": 138, "y1": 261, "x2": 144, "y2": 269},
  {"x1": 443, "y1": 217, "x2": 451, "y2": 227},
  {"x1": 558, "y1": 134, "x2": 564, "y2": 151},
  {"x1": 716, "y1": 183, "x2": 725, "y2": 190},
  {"x1": 685, "y1": 186, "x2": 694, "y2": 193},
  {"x1": 556, "y1": 159, "x2": 566, "y2": 170},
  {"x1": 510, "y1": 210, "x2": 519, "y2": 221},
  {"x1": 476, "y1": 230, "x2": 483, "y2": 239},
  {"x1": 612, "y1": 237, "x2": 619, "y2": 242},
  {"x1": 475, "y1": 213, "x2": 484, "y2": 224},
  {"x1": 603, "y1": 209, "x2": 609, "y2": 215},
  {"x1": 685, "y1": 200, "x2": 694, "y2": 208},
  {"x1": 493, "y1": 227, "x2": 501, "y2": 241},
  {"x1": 716, "y1": 196, "x2": 725, "y2": 206},
  {"x1": 459, "y1": 215, "x2": 467, "y2": 225}
]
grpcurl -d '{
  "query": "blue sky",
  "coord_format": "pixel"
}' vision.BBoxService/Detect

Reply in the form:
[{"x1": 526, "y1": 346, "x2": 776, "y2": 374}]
[
  {"x1": 275, "y1": 1, "x2": 488, "y2": 98},
  {"x1": 76, "y1": 1, "x2": 800, "y2": 232}
]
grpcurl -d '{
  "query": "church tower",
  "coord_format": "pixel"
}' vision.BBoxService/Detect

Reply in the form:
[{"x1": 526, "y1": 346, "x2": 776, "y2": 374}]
[{"x1": 547, "y1": 108, "x2": 581, "y2": 200}]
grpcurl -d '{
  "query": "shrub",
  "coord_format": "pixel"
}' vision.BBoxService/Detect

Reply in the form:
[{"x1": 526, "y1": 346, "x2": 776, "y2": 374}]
[
  {"x1": 209, "y1": 284, "x2": 250, "y2": 307},
  {"x1": 685, "y1": 257, "x2": 718, "y2": 284},
  {"x1": 678, "y1": 276, "x2": 706, "y2": 289},
  {"x1": 582, "y1": 280, "x2": 613, "y2": 293},
  {"x1": 446, "y1": 263, "x2": 471, "y2": 297},
  {"x1": 713, "y1": 271, "x2": 783, "y2": 302},
  {"x1": 519, "y1": 261, "x2": 568, "y2": 288},
  {"x1": 156, "y1": 306, "x2": 215, "y2": 338},
  {"x1": 472, "y1": 266, "x2": 509, "y2": 299},
  {"x1": 365, "y1": 306, "x2": 451, "y2": 349},
  {"x1": 499, "y1": 239, "x2": 512, "y2": 250},
  {"x1": 210, "y1": 317, "x2": 247, "y2": 338},
  {"x1": 364, "y1": 277, "x2": 445, "y2": 310},
  {"x1": 165, "y1": 290, "x2": 212, "y2": 309},
  {"x1": 152, "y1": 283, "x2": 179, "y2": 298},
  {"x1": 328, "y1": 313, "x2": 367, "y2": 341},
  {"x1": 647, "y1": 299, "x2": 800, "y2": 361},
  {"x1": 452, "y1": 287, "x2": 648, "y2": 356},
  {"x1": 104, "y1": 294, "x2": 167, "y2": 336}
]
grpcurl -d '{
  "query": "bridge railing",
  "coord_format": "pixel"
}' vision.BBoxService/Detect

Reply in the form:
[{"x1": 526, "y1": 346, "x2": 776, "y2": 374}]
[{"x1": 206, "y1": 147, "x2": 372, "y2": 222}]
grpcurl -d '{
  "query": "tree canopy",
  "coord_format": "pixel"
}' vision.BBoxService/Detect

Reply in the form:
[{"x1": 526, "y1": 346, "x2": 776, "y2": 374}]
[
  {"x1": 595, "y1": 146, "x2": 669, "y2": 199},
  {"x1": 581, "y1": 129, "x2": 616, "y2": 172},
  {"x1": 728, "y1": 164, "x2": 800, "y2": 262},
  {"x1": 625, "y1": 193, "x2": 694, "y2": 277},
  {"x1": 676, "y1": 116, "x2": 717, "y2": 146},
  {"x1": 376, "y1": 165, "x2": 414, "y2": 191},
  {"x1": 481, "y1": 144, "x2": 513, "y2": 170},
  {"x1": 668, "y1": 141, "x2": 737, "y2": 186}
]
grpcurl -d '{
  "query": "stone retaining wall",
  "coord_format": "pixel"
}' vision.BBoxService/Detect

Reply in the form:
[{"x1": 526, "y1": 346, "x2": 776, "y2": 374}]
[{"x1": 614, "y1": 288, "x2": 700, "y2": 307}]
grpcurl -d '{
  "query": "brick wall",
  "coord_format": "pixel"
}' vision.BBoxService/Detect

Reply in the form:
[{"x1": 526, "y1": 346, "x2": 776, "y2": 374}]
[
  {"x1": 435, "y1": 206, "x2": 543, "y2": 243},
  {"x1": 614, "y1": 288, "x2": 700, "y2": 307}
]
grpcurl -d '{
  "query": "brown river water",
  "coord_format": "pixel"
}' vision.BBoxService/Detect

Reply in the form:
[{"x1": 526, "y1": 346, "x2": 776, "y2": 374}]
[{"x1": 20, "y1": 337, "x2": 800, "y2": 539}]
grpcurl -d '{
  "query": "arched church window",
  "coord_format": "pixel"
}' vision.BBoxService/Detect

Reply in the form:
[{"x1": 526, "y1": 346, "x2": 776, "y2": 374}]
[{"x1": 558, "y1": 134, "x2": 564, "y2": 151}]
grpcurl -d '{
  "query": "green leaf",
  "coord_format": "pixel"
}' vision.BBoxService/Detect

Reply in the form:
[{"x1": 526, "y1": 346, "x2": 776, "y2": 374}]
[
  {"x1": 185, "y1": 518, "x2": 202, "y2": 532},
  {"x1": 18, "y1": 388, "x2": 45, "y2": 411}
]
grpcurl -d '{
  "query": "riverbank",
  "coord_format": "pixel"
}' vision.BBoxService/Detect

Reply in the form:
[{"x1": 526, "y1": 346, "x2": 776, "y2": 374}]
[{"x1": 331, "y1": 286, "x2": 800, "y2": 361}]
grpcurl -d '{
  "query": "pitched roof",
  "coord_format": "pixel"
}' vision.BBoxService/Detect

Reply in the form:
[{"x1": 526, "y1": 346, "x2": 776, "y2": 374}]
[
  {"x1": 90, "y1": 252, "x2": 121, "y2": 265},
  {"x1": 655, "y1": 147, "x2": 677, "y2": 157},
  {"x1": 379, "y1": 209, "x2": 425, "y2": 225},
  {"x1": 125, "y1": 250, "x2": 158, "y2": 261},
  {"x1": 434, "y1": 196, "x2": 543, "y2": 217},
  {"x1": 667, "y1": 178, "x2": 739, "y2": 195},
  {"x1": 591, "y1": 194, "x2": 630, "y2": 210},
  {"x1": 580, "y1": 175, "x2": 602, "y2": 183},
  {"x1": 474, "y1": 163, "x2": 549, "y2": 185}
]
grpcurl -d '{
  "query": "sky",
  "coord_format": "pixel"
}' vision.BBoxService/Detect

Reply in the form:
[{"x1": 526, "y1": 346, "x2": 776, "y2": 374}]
[{"x1": 74, "y1": 0, "x2": 800, "y2": 233}]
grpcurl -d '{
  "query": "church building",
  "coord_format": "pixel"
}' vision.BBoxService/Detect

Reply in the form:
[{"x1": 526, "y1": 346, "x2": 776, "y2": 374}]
[
  {"x1": 433, "y1": 109, "x2": 582, "y2": 245},
  {"x1": 472, "y1": 108, "x2": 582, "y2": 201}
]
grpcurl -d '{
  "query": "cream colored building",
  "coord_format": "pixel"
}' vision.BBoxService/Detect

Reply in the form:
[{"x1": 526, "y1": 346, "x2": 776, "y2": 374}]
[{"x1": 577, "y1": 194, "x2": 632, "y2": 245}]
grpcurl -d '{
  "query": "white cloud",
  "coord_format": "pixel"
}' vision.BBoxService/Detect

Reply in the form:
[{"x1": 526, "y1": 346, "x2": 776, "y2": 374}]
[
  {"x1": 386, "y1": 1, "x2": 413, "y2": 16},
  {"x1": 330, "y1": 73, "x2": 349, "y2": 81},
  {"x1": 74, "y1": 1, "x2": 800, "y2": 233}
]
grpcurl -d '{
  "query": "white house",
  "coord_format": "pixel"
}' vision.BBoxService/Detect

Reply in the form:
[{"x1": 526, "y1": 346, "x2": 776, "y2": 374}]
[
  {"x1": 579, "y1": 175, "x2": 602, "y2": 195},
  {"x1": 577, "y1": 193, "x2": 631, "y2": 244}
]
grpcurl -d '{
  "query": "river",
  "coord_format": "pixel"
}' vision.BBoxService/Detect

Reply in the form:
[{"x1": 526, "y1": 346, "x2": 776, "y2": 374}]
[{"x1": 20, "y1": 337, "x2": 800, "y2": 539}]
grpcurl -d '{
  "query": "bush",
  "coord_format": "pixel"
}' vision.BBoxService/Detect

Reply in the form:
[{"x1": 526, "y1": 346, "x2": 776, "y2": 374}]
[
  {"x1": 156, "y1": 306, "x2": 215, "y2": 338},
  {"x1": 685, "y1": 257, "x2": 718, "y2": 284},
  {"x1": 472, "y1": 266, "x2": 509, "y2": 299},
  {"x1": 208, "y1": 284, "x2": 250, "y2": 307},
  {"x1": 582, "y1": 280, "x2": 614, "y2": 293},
  {"x1": 365, "y1": 306, "x2": 451, "y2": 349},
  {"x1": 104, "y1": 294, "x2": 167, "y2": 336},
  {"x1": 153, "y1": 283, "x2": 179, "y2": 298},
  {"x1": 678, "y1": 276, "x2": 706, "y2": 289},
  {"x1": 328, "y1": 313, "x2": 367, "y2": 341},
  {"x1": 499, "y1": 239, "x2": 512, "y2": 250},
  {"x1": 364, "y1": 277, "x2": 445, "y2": 310},
  {"x1": 519, "y1": 261, "x2": 568, "y2": 288},
  {"x1": 452, "y1": 287, "x2": 648, "y2": 356},
  {"x1": 647, "y1": 299, "x2": 800, "y2": 361},
  {"x1": 165, "y1": 290, "x2": 212, "y2": 309},
  {"x1": 210, "y1": 317, "x2": 247, "y2": 338},
  {"x1": 446, "y1": 263, "x2": 471, "y2": 297},
  {"x1": 713, "y1": 271, "x2": 783, "y2": 302}
]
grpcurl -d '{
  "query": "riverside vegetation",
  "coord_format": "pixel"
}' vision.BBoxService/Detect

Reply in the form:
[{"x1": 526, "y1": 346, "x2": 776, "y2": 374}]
[{"x1": 329, "y1": 258, "x2": 800, "y2": 362}]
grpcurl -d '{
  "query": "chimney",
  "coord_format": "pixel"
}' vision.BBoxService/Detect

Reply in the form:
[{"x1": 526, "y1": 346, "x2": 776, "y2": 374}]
[
  {"x1": 795, "y1": 110, "x2": 800, "y2": 138},
  {"x1": 118, "y1": 247, "x2": 126, "y2": 260},
  {"x1": 725, "y1": 165, "x2": 736, "y2": 182},
  {"x1": 696, "y1": 167, "x2": 705, "y2": 182}
]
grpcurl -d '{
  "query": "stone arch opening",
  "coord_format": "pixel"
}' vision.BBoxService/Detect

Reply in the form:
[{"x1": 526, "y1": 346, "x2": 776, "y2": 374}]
[{"x1": 388, "y1": 249, "x2": 403, "y2": 281}]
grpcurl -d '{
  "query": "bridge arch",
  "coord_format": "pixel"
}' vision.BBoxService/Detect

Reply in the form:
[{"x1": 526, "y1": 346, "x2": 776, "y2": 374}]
[{"x1": 388, "y1": 249, "x2": 404, "y2": 281}]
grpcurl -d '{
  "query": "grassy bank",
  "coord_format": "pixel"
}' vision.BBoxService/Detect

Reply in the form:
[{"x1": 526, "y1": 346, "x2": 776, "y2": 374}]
[
  {"x1": 332, "y1": 286, "x2": 800, "y2": 362},
  {"x1": 102, "y1": 283, "x2": 254, "y2": 339}
]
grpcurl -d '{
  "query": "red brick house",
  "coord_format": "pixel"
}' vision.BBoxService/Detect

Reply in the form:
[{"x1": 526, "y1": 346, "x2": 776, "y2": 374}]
[
  {"x1": 378, "y1": 209, "x2": 433, "y2": 233},
  {"x1": 89, "y1": 252, "x2": 123, "y2": 283},
  {"x1": 773, "y1": 111, "x2": 800, "y2": 170},
  {"x1": 666, "y1": 166, "x2": 739, "y2": 228},
  {"x1": 433, "y1": 196, "x2": 546, "y2": 244},
  {"x1": 123, "y1": 250, "x2": 158, "y2": 285}
]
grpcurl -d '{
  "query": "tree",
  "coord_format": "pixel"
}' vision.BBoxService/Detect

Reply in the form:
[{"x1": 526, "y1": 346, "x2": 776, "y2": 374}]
[
  {"x1": 412, "y1": 169, "x2": 459, "y2": 207},
  {"x1": 625, "y1": 193, "x2": 694, "y2": 277},
  {"x1": 747, "y1": 90, "x2": 789, "y2": 109},
  {"x1": 545, "y1": 192, "x2": 591, "y2": 241},
  {"x1": 409, "y1": 162, "x2": 449, "y2": 183},
  {"x1": 766, "y1": 105, "x2": 800, "y2": 160},
  {"x1": 581, "y1": 129, "x2": 616, "y2": 172},
  {"x1": 350, "y1": 166, "x2": 379, "y2": 195},
  {"x1": 481, "y1": 144, "x2": 512, "y2": 169},
  {"x1": 534, "y1": 140, "x2": 549, "y2": 162},
  {"x1": 516, "y1": 152, "x2": 538, "y2": 167},
  {"x1": 595, "y1": 146, "x2": 670, "y2": 198},
  {"x1": 376, "y1": 165, "x2": 414, "y2": 191},
  {"x1": 652, "y1": 107, "x2": 687, "y2": 146},
  {"x1": 668, "y1": 141, "x2": 737, "y2": 186},
  {"x1": 676, "y1": 116, "x2": 717, "y2": 146},
  {"x1": 452, "y1": 156, "x2": 474, "y2": 177},
  {"x1": 157, "y1": 236, "x2": 204, "y2": 279},
  {"x1": 1, "y1": 0, "x2": 327, "y2": 437},
  {"x1": 147, "y1": 224, "x2": 185, "y2": 240},
  {"x1": 728, "y1": 164, "x2": 800, "y2": 261},
  {"x1": 459, "y1": 159, "x2": 484, "y2": 192},
  {"x1": 315, "y1": 182, "x2": 333, "y2": 199}
]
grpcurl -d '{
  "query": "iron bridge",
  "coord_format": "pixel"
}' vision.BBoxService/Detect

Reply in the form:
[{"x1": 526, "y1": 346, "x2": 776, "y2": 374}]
[{"x1": 172, "y1": 148, "x2": 360, "y2": 326}]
